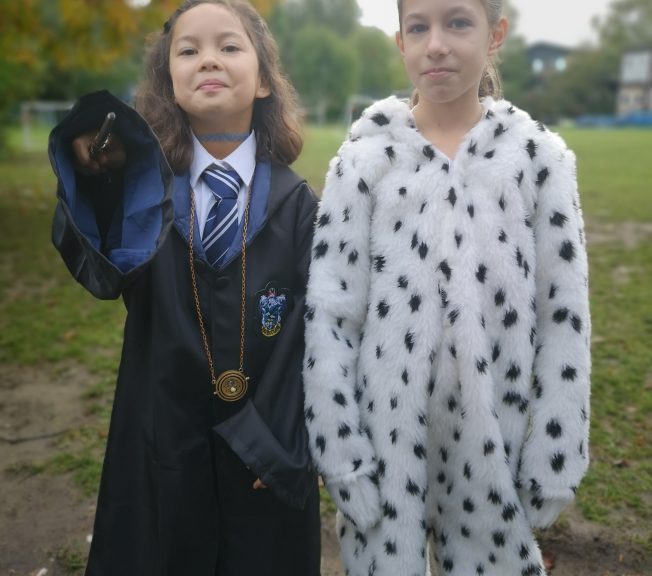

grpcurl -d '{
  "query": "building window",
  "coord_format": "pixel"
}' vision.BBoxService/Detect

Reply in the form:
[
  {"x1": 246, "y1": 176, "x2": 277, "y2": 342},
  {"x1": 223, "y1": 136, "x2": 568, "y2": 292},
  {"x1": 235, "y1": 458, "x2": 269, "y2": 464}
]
[
  {"x1": 555, "y1": 57, "x2": 567, "y2": 72},
  {"x1": 532, "y1": 59, "x2": 544, "y2": 74}
]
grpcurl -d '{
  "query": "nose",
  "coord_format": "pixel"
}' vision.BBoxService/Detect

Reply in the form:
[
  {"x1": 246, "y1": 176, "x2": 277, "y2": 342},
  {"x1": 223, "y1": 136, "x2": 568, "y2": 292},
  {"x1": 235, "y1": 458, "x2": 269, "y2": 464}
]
[
  {"x1": 199, "y1": 49, "x2": 224, "y2": 70},
  {"x1": 425, "y1": 28, "x2": 451, "y2": 57}
]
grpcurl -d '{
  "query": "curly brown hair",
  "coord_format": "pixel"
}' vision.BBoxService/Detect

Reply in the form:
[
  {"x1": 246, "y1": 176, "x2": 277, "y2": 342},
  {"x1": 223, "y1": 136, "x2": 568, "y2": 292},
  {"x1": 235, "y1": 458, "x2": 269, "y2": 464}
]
[{"x1": 134, "y1": 0, "x2": 303, "y2": 173}]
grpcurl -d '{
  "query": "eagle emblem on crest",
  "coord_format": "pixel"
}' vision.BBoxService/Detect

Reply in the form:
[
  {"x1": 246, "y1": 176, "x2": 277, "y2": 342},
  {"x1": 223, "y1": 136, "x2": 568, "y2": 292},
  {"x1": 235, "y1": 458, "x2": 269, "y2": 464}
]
[{"x1": 258, "y1": 283, "x2": 288, "y2": 337}]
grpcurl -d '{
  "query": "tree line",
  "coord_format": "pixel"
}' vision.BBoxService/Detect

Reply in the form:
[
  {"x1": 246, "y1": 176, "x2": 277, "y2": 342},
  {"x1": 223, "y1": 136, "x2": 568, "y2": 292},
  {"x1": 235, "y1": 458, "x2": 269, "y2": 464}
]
[{"x1": 1, "y1": 0, "x2": 651, "y2": 149}]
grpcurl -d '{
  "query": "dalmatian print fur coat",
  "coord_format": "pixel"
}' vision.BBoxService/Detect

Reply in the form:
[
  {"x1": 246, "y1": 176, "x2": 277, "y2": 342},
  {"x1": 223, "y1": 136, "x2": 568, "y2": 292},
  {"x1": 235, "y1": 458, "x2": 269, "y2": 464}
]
[{"x1": 303, "y1": 96, "x2": 591, "y2": 576}]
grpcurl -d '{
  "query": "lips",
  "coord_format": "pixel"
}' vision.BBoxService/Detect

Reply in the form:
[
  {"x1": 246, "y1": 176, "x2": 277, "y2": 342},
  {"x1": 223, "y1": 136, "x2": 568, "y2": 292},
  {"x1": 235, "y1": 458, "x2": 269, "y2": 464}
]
[
  {"x1": 198, "y1": 79, "x2": 227, "y2": 90},
  {"x1": 422, "y1": 67, "x2": 454, "y2": 77}
]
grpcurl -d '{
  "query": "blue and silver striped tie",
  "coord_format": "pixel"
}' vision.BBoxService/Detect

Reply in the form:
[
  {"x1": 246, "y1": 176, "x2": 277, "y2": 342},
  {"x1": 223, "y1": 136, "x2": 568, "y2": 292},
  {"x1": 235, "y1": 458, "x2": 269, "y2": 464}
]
[{"x1": 201, "y1": 166, "x2": 243, "y2": 268}]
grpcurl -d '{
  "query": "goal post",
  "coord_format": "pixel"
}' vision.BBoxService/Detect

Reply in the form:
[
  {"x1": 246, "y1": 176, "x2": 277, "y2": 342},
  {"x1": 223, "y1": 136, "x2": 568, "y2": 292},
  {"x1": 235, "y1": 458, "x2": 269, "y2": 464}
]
[{"x1": 20, "y1": 101, "x2": 74, "y2": 151}]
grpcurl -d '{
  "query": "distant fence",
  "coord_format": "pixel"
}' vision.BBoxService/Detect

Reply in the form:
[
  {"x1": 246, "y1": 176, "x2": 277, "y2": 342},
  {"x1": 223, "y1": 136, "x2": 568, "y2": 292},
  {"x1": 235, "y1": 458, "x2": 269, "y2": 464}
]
[
  {"x1": 576, "y1": 112, "x2": 652, "y2": 128},
  {"x1": 20, "y1": 101, "x2": 74, "y2": 150}
]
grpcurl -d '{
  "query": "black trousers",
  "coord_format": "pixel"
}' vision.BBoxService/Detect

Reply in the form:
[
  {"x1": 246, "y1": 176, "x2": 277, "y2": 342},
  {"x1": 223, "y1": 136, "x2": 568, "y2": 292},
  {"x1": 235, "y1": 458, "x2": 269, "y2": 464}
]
[{"x1": 212, "y1": 435, "x2": 321, "y2": 576}]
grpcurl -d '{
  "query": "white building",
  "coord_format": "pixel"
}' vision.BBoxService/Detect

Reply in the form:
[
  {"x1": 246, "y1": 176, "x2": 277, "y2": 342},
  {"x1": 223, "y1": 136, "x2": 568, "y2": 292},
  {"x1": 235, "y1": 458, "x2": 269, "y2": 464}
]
[{"x1": 617, "y1": 48, "x2": 652, "y2": 116}]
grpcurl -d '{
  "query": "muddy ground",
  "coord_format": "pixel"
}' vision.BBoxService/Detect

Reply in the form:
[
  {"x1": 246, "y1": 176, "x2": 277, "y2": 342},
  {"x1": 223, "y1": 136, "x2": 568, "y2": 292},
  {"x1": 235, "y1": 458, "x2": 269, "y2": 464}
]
[{"x1": 1, "y1": 360, "x2": 649, "y2": 576}]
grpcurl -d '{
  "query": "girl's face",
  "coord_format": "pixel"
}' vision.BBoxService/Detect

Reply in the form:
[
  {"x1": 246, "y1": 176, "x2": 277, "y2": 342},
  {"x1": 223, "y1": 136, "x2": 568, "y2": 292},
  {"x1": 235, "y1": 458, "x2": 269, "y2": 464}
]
[
  {"x1": 169, "y1": 3, "x2": 270, "y2": 134},
  {"x1": 396, "y1": 0, "x2": 506, "y2": 107}
]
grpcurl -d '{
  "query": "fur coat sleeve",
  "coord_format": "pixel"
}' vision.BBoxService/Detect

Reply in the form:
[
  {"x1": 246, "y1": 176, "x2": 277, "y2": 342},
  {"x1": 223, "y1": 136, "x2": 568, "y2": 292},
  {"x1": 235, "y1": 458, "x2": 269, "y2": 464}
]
[
  {"x1": 302, "y1": 135, "x2": 395, "y2": 530},
  {"x1": 518, "y1": 138, "x2": 591, "y2": 527}
]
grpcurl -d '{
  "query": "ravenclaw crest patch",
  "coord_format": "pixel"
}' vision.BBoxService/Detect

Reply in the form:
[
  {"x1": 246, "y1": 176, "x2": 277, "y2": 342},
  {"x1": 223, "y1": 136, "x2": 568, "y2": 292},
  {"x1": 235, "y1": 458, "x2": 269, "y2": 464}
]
[{"x1": 257, "y1": 283, "x2": 289, "y2": 337}]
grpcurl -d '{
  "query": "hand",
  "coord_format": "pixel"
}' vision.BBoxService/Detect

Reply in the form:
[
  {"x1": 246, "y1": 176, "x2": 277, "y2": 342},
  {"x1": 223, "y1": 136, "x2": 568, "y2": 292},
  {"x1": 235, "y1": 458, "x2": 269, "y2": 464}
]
[
  {"x1": 253, "y1": 478, "x2": 267, "y2": 490},
  {"x1": 71, "y1": 130, "x2": 126, "y2": 176}
]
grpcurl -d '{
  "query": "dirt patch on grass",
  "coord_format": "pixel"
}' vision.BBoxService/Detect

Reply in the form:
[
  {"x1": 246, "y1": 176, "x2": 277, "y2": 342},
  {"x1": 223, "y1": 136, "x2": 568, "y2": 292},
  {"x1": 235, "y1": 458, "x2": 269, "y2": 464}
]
[
  {"x1": 1, "y1": 362, "x2": 650, "y2": 576},
  {"x1": 0, "y1": 363, "x2": 96, "y2": 576},
  {"x1": 586, "y1": 220, "x2": 652, "y2": 249}
]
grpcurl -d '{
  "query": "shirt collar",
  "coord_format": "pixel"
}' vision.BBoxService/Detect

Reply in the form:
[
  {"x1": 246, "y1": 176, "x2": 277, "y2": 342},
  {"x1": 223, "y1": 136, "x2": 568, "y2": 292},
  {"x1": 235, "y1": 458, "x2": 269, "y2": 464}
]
[{"x1": 190, "y1": 131, "x2": 257, "y2": 190}]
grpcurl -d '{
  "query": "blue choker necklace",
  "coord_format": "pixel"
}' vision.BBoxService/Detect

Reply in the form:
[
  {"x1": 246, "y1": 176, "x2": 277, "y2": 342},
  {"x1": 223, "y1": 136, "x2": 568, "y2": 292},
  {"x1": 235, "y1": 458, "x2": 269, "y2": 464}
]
[{"x1": 198, "y1": 132, "x2": 250, "y2": 142}]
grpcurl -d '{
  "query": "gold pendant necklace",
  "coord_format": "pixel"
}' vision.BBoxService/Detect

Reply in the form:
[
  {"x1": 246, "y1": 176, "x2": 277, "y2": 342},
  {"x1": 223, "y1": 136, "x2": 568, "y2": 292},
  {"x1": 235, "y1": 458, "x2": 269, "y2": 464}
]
[{"x1": 188, "y1": 185, "x2": 251, "y2": 401}]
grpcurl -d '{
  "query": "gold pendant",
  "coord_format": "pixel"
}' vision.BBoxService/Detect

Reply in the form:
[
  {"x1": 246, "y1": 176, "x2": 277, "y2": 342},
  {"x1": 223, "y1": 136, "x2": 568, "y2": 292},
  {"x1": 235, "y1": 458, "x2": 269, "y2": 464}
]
[{"x1": 214, "y1": 370, "x2": 248, "y2": 402}]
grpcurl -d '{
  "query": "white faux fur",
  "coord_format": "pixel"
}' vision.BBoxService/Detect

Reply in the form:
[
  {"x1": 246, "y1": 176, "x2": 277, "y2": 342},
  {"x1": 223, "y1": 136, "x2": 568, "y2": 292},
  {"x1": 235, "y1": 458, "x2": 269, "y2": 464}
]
[{"x1": 303, "y1": 96, "x2": 591, "y2": 576}]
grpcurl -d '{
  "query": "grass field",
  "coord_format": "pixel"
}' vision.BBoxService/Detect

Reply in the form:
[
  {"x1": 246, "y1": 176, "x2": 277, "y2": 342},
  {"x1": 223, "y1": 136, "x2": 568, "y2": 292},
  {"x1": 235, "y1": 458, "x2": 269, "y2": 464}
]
[{"x1": 1, "y1": 124, "x2": 651, "y2": 557}]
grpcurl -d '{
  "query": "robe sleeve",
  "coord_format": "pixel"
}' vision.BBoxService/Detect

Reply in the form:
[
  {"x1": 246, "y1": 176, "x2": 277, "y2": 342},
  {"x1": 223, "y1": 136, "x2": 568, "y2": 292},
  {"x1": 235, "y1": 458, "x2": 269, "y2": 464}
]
[
  {"x1": 518, "y1": 141, "x2": 591, "y2": 528},
  {"x1": 302, "y1": 142, "x2": 382, "y2": 531},
  {"x1": 214, "y1": 182, "x2": 319, "y2": 509},
  {"x1": 49, "y1": 90, "x2": 174, "y2": 300}
]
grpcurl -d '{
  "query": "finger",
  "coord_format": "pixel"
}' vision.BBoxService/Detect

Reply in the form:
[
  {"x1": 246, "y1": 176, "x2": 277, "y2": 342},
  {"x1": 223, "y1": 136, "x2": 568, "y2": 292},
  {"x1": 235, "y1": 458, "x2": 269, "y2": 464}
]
[
  {"x1": 97, "y1": 135, "x2": 126, "y2": 172},
  {"x1": 71, "y1": 133, "x2": 101, "y2": 175},
  {"x1": 253, "y1": 479, "x2": 268, "y2": 490}
]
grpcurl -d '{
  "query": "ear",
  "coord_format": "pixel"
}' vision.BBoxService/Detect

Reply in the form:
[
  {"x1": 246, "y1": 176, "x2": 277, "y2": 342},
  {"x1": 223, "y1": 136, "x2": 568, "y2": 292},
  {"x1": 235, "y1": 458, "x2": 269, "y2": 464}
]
[
  {"x1": 256, "y1": 77, "x2": 271, "y2": 100},
  {"x1": 395, "y1": 30, "x2": 405, "y2": 56},
  {"x1": 488, "y1": 17, "x2": 508, "y2": 57}
]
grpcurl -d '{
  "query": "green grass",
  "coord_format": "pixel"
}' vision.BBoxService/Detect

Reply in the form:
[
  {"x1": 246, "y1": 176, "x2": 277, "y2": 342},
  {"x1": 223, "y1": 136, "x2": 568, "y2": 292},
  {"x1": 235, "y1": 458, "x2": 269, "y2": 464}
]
[
  {"x1": 561, "y1": 129, "x2": 652, "y2": 222},
  {"x1": 1, "y1": 125, "x2": 651, "y2": 555},
  {"x1": 293, "y1": 124, "x2": 347, "y2": 192}
]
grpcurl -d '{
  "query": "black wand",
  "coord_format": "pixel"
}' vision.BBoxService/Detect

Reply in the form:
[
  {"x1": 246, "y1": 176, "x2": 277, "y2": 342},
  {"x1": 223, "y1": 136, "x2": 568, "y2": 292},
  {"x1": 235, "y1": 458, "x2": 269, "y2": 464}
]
[{"x1": 89, "y1": 112, "x2": 116, "y2": 160}]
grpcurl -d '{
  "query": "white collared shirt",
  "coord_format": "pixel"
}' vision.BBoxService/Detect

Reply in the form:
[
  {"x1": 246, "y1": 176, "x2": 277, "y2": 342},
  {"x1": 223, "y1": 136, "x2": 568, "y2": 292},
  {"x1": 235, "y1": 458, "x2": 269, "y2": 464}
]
[{"x1": 190, "y1": 132, "x2": 257, "y2": 236}]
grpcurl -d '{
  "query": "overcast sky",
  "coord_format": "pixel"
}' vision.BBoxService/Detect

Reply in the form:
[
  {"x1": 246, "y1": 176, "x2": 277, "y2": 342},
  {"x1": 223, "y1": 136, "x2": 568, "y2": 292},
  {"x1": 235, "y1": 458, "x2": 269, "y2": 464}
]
[{"x1": 358, "y1": 0, "x2": 614, "y2": 47}]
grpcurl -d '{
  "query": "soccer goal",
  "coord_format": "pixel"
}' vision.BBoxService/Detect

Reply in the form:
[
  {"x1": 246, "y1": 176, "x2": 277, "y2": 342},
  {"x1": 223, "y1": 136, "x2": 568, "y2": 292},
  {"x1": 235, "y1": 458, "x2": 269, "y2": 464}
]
[{"x1": 20, "y1": 101, "x2": 74, "y2": 151}]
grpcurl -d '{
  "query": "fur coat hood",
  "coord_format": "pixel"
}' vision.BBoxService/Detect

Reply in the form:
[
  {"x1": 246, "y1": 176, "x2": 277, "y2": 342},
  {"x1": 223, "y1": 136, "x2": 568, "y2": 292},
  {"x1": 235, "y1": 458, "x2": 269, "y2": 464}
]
[{"x1": 303, "y1": 96, "x2": 591, "y2": 576}]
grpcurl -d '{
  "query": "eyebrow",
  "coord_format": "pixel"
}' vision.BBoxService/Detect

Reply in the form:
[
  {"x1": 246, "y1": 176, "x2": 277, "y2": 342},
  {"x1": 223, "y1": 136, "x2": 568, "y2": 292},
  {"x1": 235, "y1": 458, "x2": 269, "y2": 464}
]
[
  {"x1": 173, "y1": 31, "x2": 245, "y2": 45},
  {"x1": 404, "y1": 4, "x2": 475, "y2": 20}
]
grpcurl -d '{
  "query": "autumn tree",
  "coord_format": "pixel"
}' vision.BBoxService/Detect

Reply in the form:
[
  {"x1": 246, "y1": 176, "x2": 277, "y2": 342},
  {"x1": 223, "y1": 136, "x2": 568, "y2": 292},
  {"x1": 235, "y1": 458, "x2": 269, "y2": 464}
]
[{"x1": 0, "y1": 0, "x2": 281, "y2": 147}]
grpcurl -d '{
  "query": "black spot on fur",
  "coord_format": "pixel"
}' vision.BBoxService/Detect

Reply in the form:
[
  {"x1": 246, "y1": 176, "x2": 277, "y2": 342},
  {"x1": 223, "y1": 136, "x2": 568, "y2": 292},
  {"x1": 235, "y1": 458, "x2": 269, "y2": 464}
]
[
  {"x1": 338, "y1": 423, "x2": 352, "y2": 438},
  {"x1": 377, "y1": 300, "x2": 390, "y2": 318},
  {"x1": 536, "y1": 168, "x2": 550, "y2": 187},
  {"x1": 551, "y1": 452, "x2": 566, "y2": 473},
  {"x1": 562, "y1": 366, "x2": 577, "y2": 381},
  {"x1": 506, "y1": 363, "x2": 521, "y2": 381},
  {"x1": 492, "y1": 531, "x2": 506, "y2": 547},
  {"x1": 503, "y1": 308, "x2": 519, "y2": 328},
  {"x1": 371, "y1": 112, "x2": 390, "y2": 126},
  {"x1": 405, "y1": 331, "x2": 415, "y2": 353},
  {"x1": 560, "y1": 241, "x2": 576, "y2": 262},
  {"x1": 502, "y1": 503, "x2": 518, "y2": 522},
  {"x1": 313, "y1": 240, "x2": 328, "y2": 259},
  {"x1": 384, "y1": 540, "x2": 397, "y2": 555},
  {"x1": 438, "y1": 260, "x2": 452, "y2": 282},
  {"x1": 463, "y1": 498, "x2": 475, "y2": 513},
  {"x1": 550, "y1": 211, "x2": 568, "y2": 227},
  {"x1": 553, "y1": 308, "x2": 569, "y2": 323},
  {"x1": 476, "y1": 264, "x2": 488, "y2": 283},
  {"x1": 329, "y1": 393, "x2": 347, "y2": 410},
  {"x1": 546, "y1": 419, "x2": 563, "y2": 439},
  {"x1": 446, "y1": 187, "x2": 457, "y2": 207}
]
